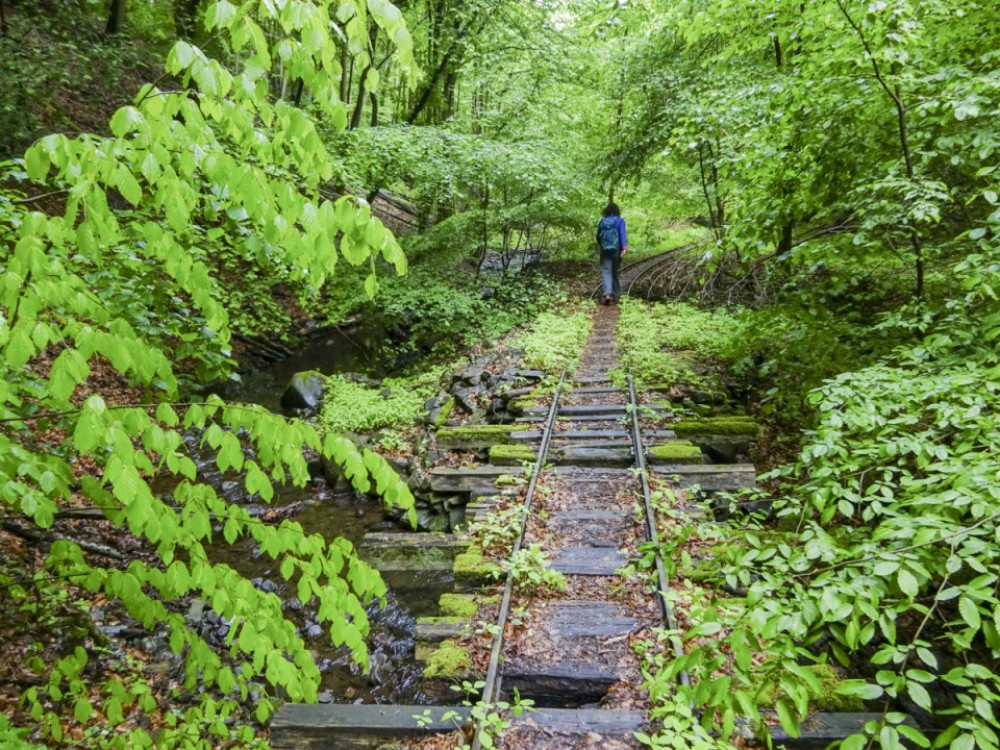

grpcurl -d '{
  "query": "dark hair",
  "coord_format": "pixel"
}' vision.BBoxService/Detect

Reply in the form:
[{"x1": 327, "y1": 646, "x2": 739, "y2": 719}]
[{"x1": 602, "y1": 202, "x2": 621, "y2": 218}]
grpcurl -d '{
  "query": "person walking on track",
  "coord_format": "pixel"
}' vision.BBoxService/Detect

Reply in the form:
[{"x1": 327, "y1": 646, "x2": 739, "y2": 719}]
[{"x1": 596, "y1": 202, "x2": 627, "y2": 305}]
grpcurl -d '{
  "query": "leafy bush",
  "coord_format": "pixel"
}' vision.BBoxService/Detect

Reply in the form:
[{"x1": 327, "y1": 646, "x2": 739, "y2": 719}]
[
  {"x1": 648, "y1": 249, "x2": 1000, "y2": 749},
  {"x1": 359, "y1": 265, "x2": 567, "y2": 363},
  {"x1": 0, "y1": 1, "x2": 417, "y2": 746}
]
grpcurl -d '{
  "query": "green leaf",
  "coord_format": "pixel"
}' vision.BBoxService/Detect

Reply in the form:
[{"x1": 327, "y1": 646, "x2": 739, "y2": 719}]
[
  {"x1": 958, "y1": 596, "x2": 981, "y2": 629},
  {"x1": 74, "y1": 697, "x2": 93, "y2": 723},
  {"x1": 907, "y1": 681, "x2": 932, "y2": 711},
  {"x1": 836, "y1": 680, "x2": 883, "y2": 700},
  {"x1": 897, "y1": 569, "x2": 919, "y2": 598},
  {"x1": 775, "y1": 697, "x2": 799, "y2": 738}
]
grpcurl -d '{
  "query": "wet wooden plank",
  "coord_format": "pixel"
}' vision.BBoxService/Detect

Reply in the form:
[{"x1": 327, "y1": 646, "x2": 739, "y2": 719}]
[
  {"x1": 648, "y1": 463, "x2": 756, "y2": 491},
  {"x1": 513, "y1": 429, "x2": 630, "y2": 442},
  {"x1": 539, "y1": 601, "x2": 638, "y2": 637},
  {"x1": 549, "y1": 547, "x2": 627, "y2": 575},
  {"x1": 414, "y1": 620, "x2": 465, "y2": 660},
  {"x1": 501, "y1": 658, "x2": 618, "y2": 706},
  {"x1": 271, "y1": 704, "x2": 471, "y2": 750},
  {"x1": 429, "y1": 466, "x2": 524, "y2": 494},
  {"x1": 767, "y1": 713, "x2": 920, "y2": 750},
  {"x1": 552, "y1": 446, "x2": 633, "y2": 467},
  {"x1": 511, "y1": 707, "x2": 646, "y2": 734}
]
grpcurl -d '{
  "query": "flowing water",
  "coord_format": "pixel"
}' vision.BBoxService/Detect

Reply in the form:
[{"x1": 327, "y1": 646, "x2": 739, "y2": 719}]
[{"x1": 207, "y1": 324, "x2": 453, "y2": 704}]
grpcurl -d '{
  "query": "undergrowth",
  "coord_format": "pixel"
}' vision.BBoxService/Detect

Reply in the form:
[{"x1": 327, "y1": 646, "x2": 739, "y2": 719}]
[
  {"x1": 317, "y1": 368, "x2": 446, "y2": 434},
  {"x1": 644, "y1": 251, "x2": 1000, "y2": 750},
  {"x1": 516, "y1": 309, "x2": 591, "y2": 375},
  {"x1": 617, "y1": 299, "x2": 741, "y2": 391}
]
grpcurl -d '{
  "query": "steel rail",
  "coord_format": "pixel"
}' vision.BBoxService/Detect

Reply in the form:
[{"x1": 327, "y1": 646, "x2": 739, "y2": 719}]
[
  {"x1": 469, "y1": 372, "x2": 567, "y2": 750},
  {"x1": 589, "y1": 239, "x2": 708, "y2": 302},
  {"x1": 627, "y1": 372, "x2": 690, "y2": 687}
]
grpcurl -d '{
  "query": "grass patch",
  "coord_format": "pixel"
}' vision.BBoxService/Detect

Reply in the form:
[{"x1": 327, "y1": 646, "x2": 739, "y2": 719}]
[
  {"x1": 438, "y1": 593, "x2": 478, "y2": 618},
  {"x1": 517, "y1": 309, "x2": 591, "y2": 375},
  {"x1": 423, "y1": 640, "x2": 473, "y2": 679}
]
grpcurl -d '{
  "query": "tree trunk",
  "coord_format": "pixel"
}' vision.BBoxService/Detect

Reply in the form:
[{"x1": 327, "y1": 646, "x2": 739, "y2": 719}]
[
  {"x1": 339, "y1": 46, "x2": 351, "y2": 103},
  {"x1": 173, "y1": 0, "x2": 199, "y2": 40},
  {"x1": 778, "y1": 221, "x2": 794, "y2": 256},
  {"x1": 106, "y1": 0, "x2": 126, "y2": 35},
  {"x1": 350, "y1": 65, "x2": 371, "y2": 129},
  {"x1": 0, "y1": 0, "x2": 9, "y2": 38},
  {"x1": 369, "y1": 90, "x2": 378, "y2": 127}
]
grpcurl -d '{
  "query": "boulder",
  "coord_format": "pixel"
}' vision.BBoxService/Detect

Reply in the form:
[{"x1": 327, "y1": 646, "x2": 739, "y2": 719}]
[
  {"x1": 452, "y1": 386, "x2": 481, "y2": 413},
  {"x1": 280, "y1": 371, "x2": 326, "y2": 411},
  {"x1": 453, "y1": 366, "x2": 490, "y2": 387}
]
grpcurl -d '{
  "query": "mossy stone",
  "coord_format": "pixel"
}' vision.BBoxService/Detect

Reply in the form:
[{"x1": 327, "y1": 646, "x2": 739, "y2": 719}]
[
  {"x1": 439, "y1": 593, "x2": 478, "y2": 618},
  {"x1": 647, "y1": 441, "x2": 705, "y2": 464},
  {"x1": 489, "y1": 444, "x2": 536, "y2": 466},
  {"x1": 416, "y1": 615, "x2": 466, "y2": 627},
  {"x1": 434, "y1": 397, "x2": 455, "y2": 428},
  {"x1": 507, "y1": 395, "x2": 540, "y2": 415},
  {"x1": 436, "y1": 423, "x2": 521, "y2": 448},
  {"x1": 454, "y1": 548, "x2": 502, "y2": 585},
  {"x1": 423, "y1": 640, "x2": 472, "y2": 679},
  {"x1": 671, "y1": 417, "x2": 760, "y2": 437}
]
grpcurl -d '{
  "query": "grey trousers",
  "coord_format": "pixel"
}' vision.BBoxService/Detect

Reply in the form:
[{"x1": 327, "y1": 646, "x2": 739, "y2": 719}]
[{"x1": 601, "y1": 250, "x2": 621, "y2": 299}]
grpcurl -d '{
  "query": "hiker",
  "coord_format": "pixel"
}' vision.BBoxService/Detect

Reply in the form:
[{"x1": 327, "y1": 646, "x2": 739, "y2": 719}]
[{"x1": 596, "y1": 202, "x2": 627, "y2": 305}]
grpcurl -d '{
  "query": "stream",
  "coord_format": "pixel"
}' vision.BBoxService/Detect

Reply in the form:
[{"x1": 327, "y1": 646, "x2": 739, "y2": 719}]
[{"x1": 213, "y1": 324, "x2": 451, "y2": 705}]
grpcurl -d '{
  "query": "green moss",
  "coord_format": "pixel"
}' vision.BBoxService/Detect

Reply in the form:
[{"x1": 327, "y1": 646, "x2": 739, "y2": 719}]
[
  {"x1": 416, "y1": 615, "x2": 466, "y2": 627},
  {"x1": 671, "y1": 417, "x2": 760, "y2": 437},
  {"x1": 508, "y1": 395, "x2": 540, "y2": 415},
  {"x1": 454, "y1": 548, "x2": 502, "y2": 584},
  {"x1": 433, "y1": 397, "x2": 455, "y2": 428},
  {"x1": 647, "y1": 442, "x2": 705, "y2": 464},
  {"x1": 489, "y1": 444, "x2": 536, "y2": 465},
  {"x1": 438, "y1": 593, "x2": 478, "y2": 618},
  {"x1": 436, "y1": 423, "x2": 519, "y2": 448},
  {"x1": 423, "y1": 640, "x2": 472, "y2": 679},
  {"x1": 318, "y1": 375, "x2": 429, "y2": 433},
  {"x1": 755, "y1": 663, "x2": 864, "y2": 712}
]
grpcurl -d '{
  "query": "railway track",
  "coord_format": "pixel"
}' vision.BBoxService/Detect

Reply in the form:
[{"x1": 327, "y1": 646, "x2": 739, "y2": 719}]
[
  {"x1": 467, "y1": 304, "x2": 694, "y2": 749},
  {"x1": 271, "y1": 303, "x2": 761, "y2": 749},
  {"x1": 591, "y1": 240, "x2": 708, "y2": 302}
]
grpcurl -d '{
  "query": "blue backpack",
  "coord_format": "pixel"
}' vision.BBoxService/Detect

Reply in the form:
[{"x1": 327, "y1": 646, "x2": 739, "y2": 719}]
[{"x1": 597, "y1": 216, "x2": 620, "y2": 253}]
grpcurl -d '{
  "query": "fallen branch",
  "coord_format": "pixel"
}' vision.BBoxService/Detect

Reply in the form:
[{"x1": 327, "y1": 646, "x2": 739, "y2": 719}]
[{"x1": 3, "y1": 520, "x2": 126, "y2": 560}]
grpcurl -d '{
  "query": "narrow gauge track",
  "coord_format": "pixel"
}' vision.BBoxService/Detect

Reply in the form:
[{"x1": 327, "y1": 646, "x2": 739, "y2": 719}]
[
  {"x1": 469, "y1": 306, "x2": 692, "y2": 749},
  {"x1": 271, "y1": 304, "x2": 761, "y2": 749}
]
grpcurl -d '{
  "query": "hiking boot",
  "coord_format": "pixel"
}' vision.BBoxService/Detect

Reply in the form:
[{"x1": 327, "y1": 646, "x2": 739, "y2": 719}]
[{"x1": 603, "y1": 295, "x2": 611, "y2": 306}]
